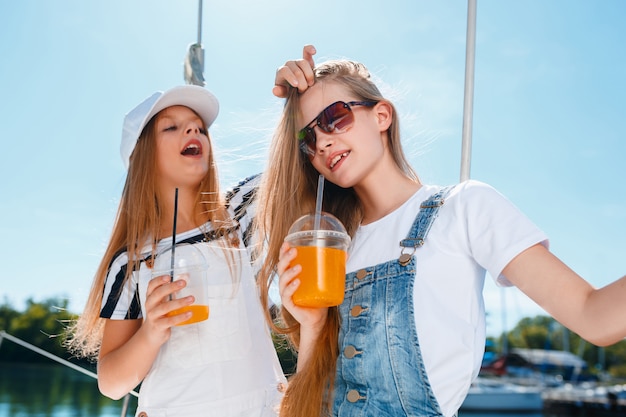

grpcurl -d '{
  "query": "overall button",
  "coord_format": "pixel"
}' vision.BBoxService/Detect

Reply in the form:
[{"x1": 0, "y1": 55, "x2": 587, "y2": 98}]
[
  {"x1": 137, "y1": 412, "x2": 148, "y2": 417},
  {"x1": 344, "y1": 345, "x2": 361, "y2": 359},
  {"x1": 347, "y1": 389, "x2": 364, "y2": 403},
  {"x1": 398, "y1": 253, "x2": 412, "y2": 266},
  {"x1": 350, "y1": 305, "x2": 364, "y2": 317},
  {"x1": 277, "y1": 382, "x2": 287, "y2": 393},
  {"x1": 356, "y1": 269, "x2": 367, "y2": 280}
]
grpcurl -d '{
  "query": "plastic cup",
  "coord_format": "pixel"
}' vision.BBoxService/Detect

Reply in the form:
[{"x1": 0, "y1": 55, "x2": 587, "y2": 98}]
[
  {"x1": 284, "y1": 212, "x2": 351, "y2": 307},
  {"x1": 152, "y1": 243, "x2": 209, "y2": 326}
]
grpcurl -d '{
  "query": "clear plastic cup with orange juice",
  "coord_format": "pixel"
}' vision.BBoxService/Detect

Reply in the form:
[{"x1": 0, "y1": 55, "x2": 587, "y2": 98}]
[
  {"x1": 152, "y1": 244, "x2": 210, "y2": 325},
  {"x1": 285, "y1": 212, "x2": 351, "y2": 307}
]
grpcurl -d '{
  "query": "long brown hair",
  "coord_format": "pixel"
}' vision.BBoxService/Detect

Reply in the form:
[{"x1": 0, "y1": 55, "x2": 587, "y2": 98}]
[
  {"x1": 256, "y1": 60, "x2": 418, "y2": 416},
  {"x1": 65, "y1": 108, "x2": 235, "y2": 359}
]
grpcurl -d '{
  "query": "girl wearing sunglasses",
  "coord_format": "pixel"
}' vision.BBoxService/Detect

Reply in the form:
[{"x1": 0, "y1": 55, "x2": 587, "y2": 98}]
[
  {"x1": 255, "y1": 46, "x2": 626, "y2": 417},
  {"x1": 66, "y1": 85, "x2": 287, "y2": 416}
]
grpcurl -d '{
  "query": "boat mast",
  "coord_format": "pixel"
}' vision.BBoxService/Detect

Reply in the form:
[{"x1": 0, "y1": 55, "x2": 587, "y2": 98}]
[
  {"x1": 460, "y1": 0, "x2": 477, "y2": 182},
  {"x1": 184, "y1": 0, "x2": 206, "y2": 86},
  {"x1": 463, "y1": 0, "x2": 512, "y2": 353},
  {"x1": 197, "y1": 0, "x2": 203, "y2": 47}
]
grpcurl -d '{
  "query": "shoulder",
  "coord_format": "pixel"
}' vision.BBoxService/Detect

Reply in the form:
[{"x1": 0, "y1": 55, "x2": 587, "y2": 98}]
[
  {"x1": 225, "y1": 173, "x2": 261, "y2": 209},
  {"x1": 224, "y1": 174, "x2": 262, "y2": 250},
  {"x1": 423, "y1": 180, "x2": 532, "y2": 232},
  {"x1": 106, "y1": 241, "x2": 154, "y2": 280},
  {"x1": 415, "y1": 181, "x2": 503, "y2": 210},
  {"x1": 440, "y1": 180, "x2": 514, "y2": 212},
  {"x1": 107, "y1": 248, "x2": 130, "y2": 277},
  {"x1": 448, "y1": 179, "x2": 502, "y2": 199},
  {"x1": 441, "y1": 179, "x2": 545, "y2": 244}
]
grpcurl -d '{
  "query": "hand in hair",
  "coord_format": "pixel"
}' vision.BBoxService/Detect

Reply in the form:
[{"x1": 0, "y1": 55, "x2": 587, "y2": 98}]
[{"x1": 273, "y1": 44, "x2": 317, "y2": 98}]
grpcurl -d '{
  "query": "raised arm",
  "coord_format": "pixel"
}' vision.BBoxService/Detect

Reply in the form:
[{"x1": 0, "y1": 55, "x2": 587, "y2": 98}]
[
  {"x1": 273, "y1": 44, "x2": 317, "y2": 98},
  {"x1": 503, "y1": 243, "x2": 626, "y2": 346}
]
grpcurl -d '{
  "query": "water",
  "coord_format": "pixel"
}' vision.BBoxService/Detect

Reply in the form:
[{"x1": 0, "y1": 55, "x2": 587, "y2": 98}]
[
  {"x1": 0, "y1": 362, "x2": 137, "y2": 417},
  {"x1": 460, "y1": 414, "x2": 543, "y2": 417},
  {"x1": 1, "y1": 363, "x2": 581, "y2": 417}
]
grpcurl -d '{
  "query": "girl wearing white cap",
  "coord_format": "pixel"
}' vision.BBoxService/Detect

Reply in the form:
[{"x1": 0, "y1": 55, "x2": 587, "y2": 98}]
[{"x1": 67, "y1": 85, "x2": 286, "y2": 416}]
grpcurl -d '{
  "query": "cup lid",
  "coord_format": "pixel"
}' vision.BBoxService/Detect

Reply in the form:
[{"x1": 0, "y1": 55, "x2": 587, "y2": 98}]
[
  {"x1": 152, "y1": 243, "x2": 208, "y2": 274},
  {"x1": 289, "y1": 212, "x2": 347, "y2": 233},
  {"x1": 286, "y1": 211, "x2": 350, "y2": 243}
]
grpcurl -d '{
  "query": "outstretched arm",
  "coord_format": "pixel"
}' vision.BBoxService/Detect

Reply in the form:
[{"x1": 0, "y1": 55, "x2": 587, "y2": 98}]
[
  {"x1": 504, "y1": 243, "x2": 626, "y2": 346},
  {"x1": 273, "y1": 44, "x2": 317, "y2": 98}
]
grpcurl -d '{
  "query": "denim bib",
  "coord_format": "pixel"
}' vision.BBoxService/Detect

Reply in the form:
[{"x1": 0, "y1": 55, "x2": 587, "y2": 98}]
[{"x1": 333, "y1": 186, "x2": 453, "y2": 417}]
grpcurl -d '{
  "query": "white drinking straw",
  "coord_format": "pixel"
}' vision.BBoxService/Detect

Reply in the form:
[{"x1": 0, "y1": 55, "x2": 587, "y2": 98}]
[{"x1": 314, "y1": 175, "x2": 324, "y2": 230}]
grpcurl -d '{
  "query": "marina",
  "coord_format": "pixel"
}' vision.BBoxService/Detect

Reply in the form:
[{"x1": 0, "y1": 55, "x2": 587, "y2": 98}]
[
  {"x1": 543, "y1": 382, "x2": 626, "y2": 416},
  {"x1": 3, "y1": 330, "x2": 626, "y2": 417},
  {"x1": 461, "y1": 377, "x2": 544, "y2": 412},
  {"x1": 461, "y1": 346, "x2": 626, "y2": 416},
  {"x1": 3, "y1": 361, "x2": 626, "y2": 417},
  {"x1": 460, "y1": 377, "x2": 626, "y2": 416}
]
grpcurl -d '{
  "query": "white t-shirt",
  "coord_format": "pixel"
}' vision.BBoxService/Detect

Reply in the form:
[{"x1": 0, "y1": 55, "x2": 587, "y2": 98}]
[{"x1": 347, "y1": 180, "x2": 548, "y2": 417}]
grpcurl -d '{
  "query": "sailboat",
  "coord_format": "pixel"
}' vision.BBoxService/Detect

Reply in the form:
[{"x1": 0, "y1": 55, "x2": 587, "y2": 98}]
[{"x1": 461, "y1": 376, "x2": 543, "y2": 412}]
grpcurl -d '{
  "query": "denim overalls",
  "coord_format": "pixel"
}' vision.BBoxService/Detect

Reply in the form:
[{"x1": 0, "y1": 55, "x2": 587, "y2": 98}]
[{"x1": 333, "y1": 186, "x2": 453, "y2": 417}]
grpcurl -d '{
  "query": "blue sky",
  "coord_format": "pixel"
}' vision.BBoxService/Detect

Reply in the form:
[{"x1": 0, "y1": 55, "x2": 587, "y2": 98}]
[{"x1": 1, "y1": 1, "x2": 624, "y2": 337}]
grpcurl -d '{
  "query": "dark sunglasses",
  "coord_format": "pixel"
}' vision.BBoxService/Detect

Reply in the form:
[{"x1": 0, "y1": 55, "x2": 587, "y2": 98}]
[{"x1": 297, "y1": 100, "x2": 378, "y2": 156}]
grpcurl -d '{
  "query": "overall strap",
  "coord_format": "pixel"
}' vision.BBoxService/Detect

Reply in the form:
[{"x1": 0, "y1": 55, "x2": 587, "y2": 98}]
[{"x1": 398, "y1": 185, "x2": 455, "y2": 266}]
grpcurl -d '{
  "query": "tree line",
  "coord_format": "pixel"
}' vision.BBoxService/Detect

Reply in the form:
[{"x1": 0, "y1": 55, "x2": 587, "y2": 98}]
[
  {"x1": 486, "y1": 315, "x2": 626, "y2": 379},
  {"x1": 0, "y1": 297, "x2": 297, "y2": 374},
  {"x1": 1, "y1": 297, "x2": 625, "y2": 378}
]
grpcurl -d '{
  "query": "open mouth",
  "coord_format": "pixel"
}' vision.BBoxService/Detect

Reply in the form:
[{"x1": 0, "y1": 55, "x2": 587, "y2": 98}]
[{"x1": 181, "y1": 140, "x2": 202, "y2": 156}]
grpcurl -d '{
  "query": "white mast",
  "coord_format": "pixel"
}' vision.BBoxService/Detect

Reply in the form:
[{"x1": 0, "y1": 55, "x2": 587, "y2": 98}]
[
  {"x1": 184, "y1": 0, "x2": 205, "y2": 86},
  {"x1": 460, "y1": 0, "x2": 477, "y2": 182}
]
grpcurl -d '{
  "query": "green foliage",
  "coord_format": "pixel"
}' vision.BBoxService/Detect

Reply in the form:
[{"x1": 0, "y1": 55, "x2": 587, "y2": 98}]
[
  {"x1": 272, "y1": 332, "x2": 297, "y2": 376},
  {"x1": 497, "y1": 314, "x2": 626, "y2": 378},
  {"x1": 3, "y1": 300, "x2": 626, "y2": 379},
  {"x1": 0, "y1": 297, "x2": 79, "y2": 364},
  {"x1": 0, "y1": 298, "x2": 20, "y2": 333}
]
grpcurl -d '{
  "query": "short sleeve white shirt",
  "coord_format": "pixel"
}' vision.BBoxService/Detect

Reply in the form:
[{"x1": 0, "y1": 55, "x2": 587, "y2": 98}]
[
  {"x1": 98, "y1": 175, "x2": 286, "y2": 416},
  {"x1": 346, "y1": 180, "x2": 548, "y2": 417}
]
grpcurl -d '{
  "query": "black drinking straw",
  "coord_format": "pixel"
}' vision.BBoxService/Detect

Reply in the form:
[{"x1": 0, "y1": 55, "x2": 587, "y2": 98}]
[{"x1": 170, "y1": 188, "x2": 179, "y2": 283}]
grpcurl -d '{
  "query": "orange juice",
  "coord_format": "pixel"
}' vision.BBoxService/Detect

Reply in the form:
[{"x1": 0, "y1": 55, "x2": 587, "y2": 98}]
[
  {"x1": 291, "y1": 246, "x2": 347, "y2": 307},
  {"x1": 166, "y1": 304, "x2": 209, "y2": 326}
]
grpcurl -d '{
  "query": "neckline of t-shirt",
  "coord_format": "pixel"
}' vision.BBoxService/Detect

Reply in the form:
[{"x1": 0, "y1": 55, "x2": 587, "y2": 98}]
[
  {"x1": 357, "y1": 185, "x2": 435, "y2": 232},
  {"x1": 156, "y1": 220, "x2": 211, "y2": 246}
]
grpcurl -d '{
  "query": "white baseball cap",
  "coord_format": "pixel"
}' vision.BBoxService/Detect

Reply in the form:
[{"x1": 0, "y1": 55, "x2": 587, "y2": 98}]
[{"x1": 120, "y1": 85, "x2": 219, "y2": 169}]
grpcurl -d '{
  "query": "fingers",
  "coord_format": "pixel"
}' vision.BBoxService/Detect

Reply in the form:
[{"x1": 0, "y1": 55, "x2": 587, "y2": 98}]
[
  {"x1": 277, "y1": 242, "x2": 299, "y2": 288},
  {"x1": 277, "y1": 242, "x2": 301, "y2": 304},
  {"x1": 146, "y1": 275, "x2": 179, "y2": 304},
  {"x1": 277, "y1": 241, "x2": 297, "y2": 275},
  {"x1": 302, "y1": 44, "x2": 316, "y2": 68},
  {"x1": 273, "y1": 45, "x2": 317, "y2": 98},
  {"x1": 272, "y1": 84, "x2": 288, "y2": 99},
  {"x1": 276, "y1": 242, "x2": 331, "y2": 331},
  {"x1": 145, "y1": 275, "x2": 193, "y2": 324}
]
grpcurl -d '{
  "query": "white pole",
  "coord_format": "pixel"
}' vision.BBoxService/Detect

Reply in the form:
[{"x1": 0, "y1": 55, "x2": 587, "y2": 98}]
[
  {"x1": 460, "y1": 0, "x2": 477, "y2": 182},
  {"x1": 197, "y1": 0, "x2": 203, "y2": 44}
]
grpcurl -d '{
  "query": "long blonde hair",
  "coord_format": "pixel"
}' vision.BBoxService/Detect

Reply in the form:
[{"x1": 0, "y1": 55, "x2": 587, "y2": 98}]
[
  {"x1": 66, "y1": 108, "x2": 236, "y2": 359},
  {"x1": 256, "y1": 59, "x2": 418, "y2": 416}
]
